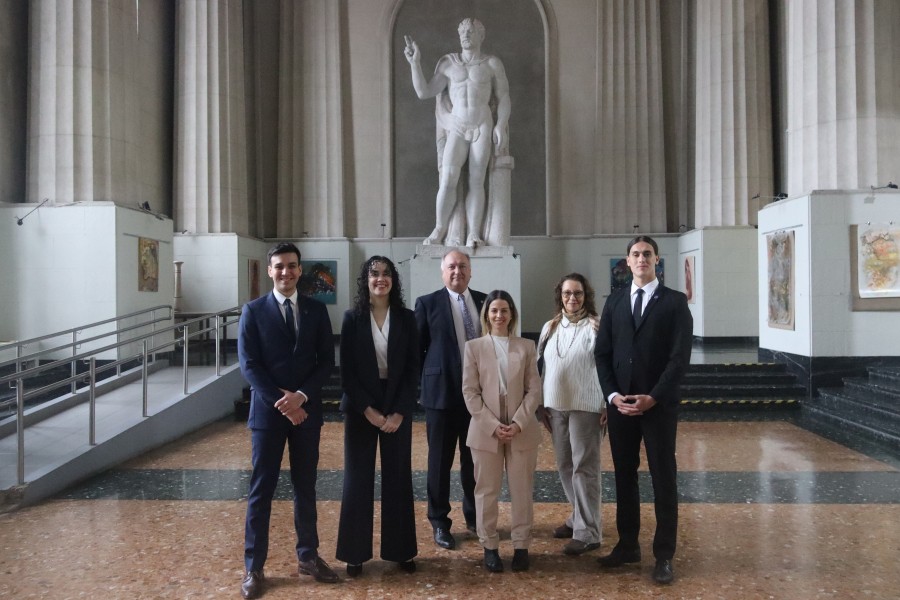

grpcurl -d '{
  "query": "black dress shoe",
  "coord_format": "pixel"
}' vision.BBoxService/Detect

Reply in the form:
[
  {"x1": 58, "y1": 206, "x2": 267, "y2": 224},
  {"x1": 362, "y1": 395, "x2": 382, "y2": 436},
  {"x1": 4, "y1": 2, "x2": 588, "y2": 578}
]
[
  {"x1": 398, "y1": 560, "x2": 416, "y2": 573},
  {"x1": 241, "y1": 570, "x2": 264, "y2": 599},
  {"x1": 652, "y1": 559, "x2": 674, "y2": 584},
  {"x1": 346, "y1": 563, "x2": 363, "y2": 577},
  {"x1": 483, "y1": 549, "x2": 503, "y2": 573},
  {"x1": 511, "y1": 549, "x2": 529, "y2": 572},
  {"x1": 553, "y1": 523, "x2": 574, "y2": 539},
  {"x1": 597, "y1": 546, "x2": 641, "y2": 567},
  {"x1": 466, "y1": 522, "x2": 477, "y2": 534},
  {"x1": 433, "y1": 527, "x2": 456, "y2": 550},
  {"x1": 298, "y1": 555, "x2": 339, "y2": 583}
]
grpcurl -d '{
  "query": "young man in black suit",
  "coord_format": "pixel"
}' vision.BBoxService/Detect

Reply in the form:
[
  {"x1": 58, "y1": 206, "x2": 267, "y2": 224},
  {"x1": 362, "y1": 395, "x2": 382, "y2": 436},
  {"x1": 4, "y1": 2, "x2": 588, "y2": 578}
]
[
  {"x1": 414, "y1": 249, "x2": 486, "y2": 550},
  {"x1": 238, "y1": 242, "x2": 338, "y2": 598},
  {"x1": 594, "y1": 236, "x2": 693, "y2": 585}
]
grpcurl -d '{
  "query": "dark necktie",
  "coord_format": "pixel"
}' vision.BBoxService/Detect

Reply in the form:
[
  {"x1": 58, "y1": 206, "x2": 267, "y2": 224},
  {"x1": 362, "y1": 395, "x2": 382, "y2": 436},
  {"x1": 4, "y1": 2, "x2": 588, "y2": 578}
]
[
  {"x1": 284, "y1": 298, "x2": 296, "y2": 343},
  {"x1": 457, "y1": 294, "x2": 478, "y2": 341},
  {"x1": 632, "y1": 288, "x2": 644, "y2": 327}
]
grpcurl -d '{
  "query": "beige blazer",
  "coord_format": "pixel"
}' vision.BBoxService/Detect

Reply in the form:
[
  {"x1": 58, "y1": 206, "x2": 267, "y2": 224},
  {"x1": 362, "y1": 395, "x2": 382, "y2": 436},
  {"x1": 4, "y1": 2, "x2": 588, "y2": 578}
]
[{"x1": 462, "y1": 335, "x2": 543, "y2": 453}]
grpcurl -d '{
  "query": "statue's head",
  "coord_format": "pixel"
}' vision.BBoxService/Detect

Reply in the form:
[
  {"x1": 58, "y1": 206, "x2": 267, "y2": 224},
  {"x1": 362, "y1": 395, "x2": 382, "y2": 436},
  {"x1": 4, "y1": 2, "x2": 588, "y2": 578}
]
[{"x1": 458, "y1": 18, "x2": 485, "y2": 49}]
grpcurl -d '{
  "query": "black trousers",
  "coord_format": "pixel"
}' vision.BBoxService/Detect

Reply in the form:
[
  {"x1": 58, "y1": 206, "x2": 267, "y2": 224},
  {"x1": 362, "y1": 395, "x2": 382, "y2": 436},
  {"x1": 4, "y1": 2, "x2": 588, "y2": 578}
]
[
  {"x1": 335, "y1": 410, "x2": 417, "y2": 564},
  {"x1": 607, "y1": 404, "x2": 679, "y2": 560},
  {"x1": 424, "y1": 407, "x2": 476, "y2": 530}
]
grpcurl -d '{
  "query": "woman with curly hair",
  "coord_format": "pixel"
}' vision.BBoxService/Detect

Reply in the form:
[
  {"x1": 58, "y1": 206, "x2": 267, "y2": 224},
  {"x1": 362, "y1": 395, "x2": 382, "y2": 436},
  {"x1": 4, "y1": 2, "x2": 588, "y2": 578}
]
[
  {"x1": 336, "y1": 256, "x2": 418, "y2": 576},
  {"x1": 537, "y1": 273, "x2": 607, "y2": 556}
]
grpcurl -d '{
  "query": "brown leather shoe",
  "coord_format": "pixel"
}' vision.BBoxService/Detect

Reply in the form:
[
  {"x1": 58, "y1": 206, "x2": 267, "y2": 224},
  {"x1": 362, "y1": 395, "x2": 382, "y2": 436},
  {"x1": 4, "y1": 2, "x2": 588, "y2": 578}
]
[
  {"x1": 241, "y1": 570, "x2": 264, "y2": 599},
  {"x1": 298, "y1": 555, "x2": 339, "y2": 583}
]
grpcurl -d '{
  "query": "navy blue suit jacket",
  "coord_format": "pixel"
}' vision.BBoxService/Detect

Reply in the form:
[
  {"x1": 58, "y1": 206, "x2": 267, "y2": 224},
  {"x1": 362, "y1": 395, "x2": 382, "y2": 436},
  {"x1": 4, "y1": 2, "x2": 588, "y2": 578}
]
[
  {"x1": 238, "y1": 292, "x2": 335, "y2": 429},
  {"x1": 414, "y1": 288, "x2": 486, "y2": 411},
  {"x1": 339, "y1": 307, "x2": 419, "y2": 418},
  {"x1": 594, "y1": 284, "x2": 693, "y2": 413}
]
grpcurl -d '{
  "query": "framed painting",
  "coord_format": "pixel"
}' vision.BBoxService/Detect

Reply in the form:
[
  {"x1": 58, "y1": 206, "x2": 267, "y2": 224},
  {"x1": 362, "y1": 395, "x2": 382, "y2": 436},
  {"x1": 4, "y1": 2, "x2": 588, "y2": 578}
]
[
  {"x1": 299, "y1": 260, "x2": 337, "y2": 304},
  {"x1": 138, "y1": 237, "x2": 159, "y2": 292},
  {"x1": 849, "y1": 225, "x2": 900, "y2": 311},
  {"x1": 766, "y1": 231, "x2": 794, "y2": 330},
  {"x1": 684, "y1": 255, "x2": 696, "y2": 304}
]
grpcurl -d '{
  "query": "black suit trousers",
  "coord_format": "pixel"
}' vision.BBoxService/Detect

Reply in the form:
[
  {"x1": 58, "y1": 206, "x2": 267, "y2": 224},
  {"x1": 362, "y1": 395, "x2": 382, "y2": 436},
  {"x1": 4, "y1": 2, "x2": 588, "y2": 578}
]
[
  {"x1": 336, "y1": 411, "x2": 417, "y2": 564},
  {"x1": 424, "y1": 407, "x2": 476, "y2": 530},
  {"x1": 607, "y1": 404, "x2": 678, "y2": 560},
  {"x1": 244, "y1": 425, "x2": 321, "y2": 571}
]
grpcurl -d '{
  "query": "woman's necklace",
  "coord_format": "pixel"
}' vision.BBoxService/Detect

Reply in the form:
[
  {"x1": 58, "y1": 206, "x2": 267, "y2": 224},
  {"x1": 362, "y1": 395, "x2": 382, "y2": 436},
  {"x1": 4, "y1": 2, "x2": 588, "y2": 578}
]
[{"x1": 555, "y1": 318, "x2": 583, "y2": 359}]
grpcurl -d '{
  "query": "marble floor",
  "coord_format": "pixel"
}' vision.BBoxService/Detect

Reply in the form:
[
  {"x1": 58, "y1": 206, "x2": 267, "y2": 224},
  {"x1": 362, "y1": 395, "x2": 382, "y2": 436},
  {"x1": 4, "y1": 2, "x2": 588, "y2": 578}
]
[{"x1": 1, "y1": 410, "x2": 898, "y2": 599}]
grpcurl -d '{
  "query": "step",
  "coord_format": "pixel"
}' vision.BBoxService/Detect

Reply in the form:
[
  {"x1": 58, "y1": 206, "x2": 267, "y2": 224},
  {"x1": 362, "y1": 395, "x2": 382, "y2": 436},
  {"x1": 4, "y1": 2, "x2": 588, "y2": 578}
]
[
  {"x1": 803, "y1": 405, "x2": 900, "y2": 452},
  {"x1": 814, "y1": 389, "x2": 900, "y2": 435},
  {"x1": 680, "y1": 397, "x2": 800, "y2": 410},
  {"x1": 868, "y1": 368, "x2": 900, "y2": 391},
  {"x1": 688, "y1": 363, "x2": 786, "y2": 374},
  {"x1": 681, "y1": 383, "x2": 806, "y2": 398},
  {"x1": 841, "y1": 379, "x2": 900, "y2": 414},
  {"x1": 683, "y1": 372, "x2": 798, "y2": 385}
]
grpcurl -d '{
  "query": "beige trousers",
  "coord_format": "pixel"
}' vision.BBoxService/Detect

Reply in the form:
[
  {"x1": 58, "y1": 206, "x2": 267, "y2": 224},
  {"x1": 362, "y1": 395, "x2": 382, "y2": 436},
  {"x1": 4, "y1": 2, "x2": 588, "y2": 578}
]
[{"x1": 471, "y1": 443, "x2": 539, "y2": 550}]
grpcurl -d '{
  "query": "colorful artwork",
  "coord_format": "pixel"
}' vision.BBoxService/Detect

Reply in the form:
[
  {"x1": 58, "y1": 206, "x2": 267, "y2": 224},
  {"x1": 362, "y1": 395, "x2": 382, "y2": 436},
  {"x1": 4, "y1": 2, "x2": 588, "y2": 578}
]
[
  {"x1": 610, "y1": 258, "x2": 665, "y2": 293},
  {"x1": 299, "y1": 260, "x2": 337, "y2": 304},
  {"x1": 249, "y1": 259, "x2": 260, "y2": 300},
  {"x1": 766, "y1": 231, "x2": 794, "y2": 330},
  {"x1": 684, "y1": 255, "x2": 695, "y2": 304},
  {"x1": 138, "y1": 237, "x2": 159, "y2": 292},
  {"x1": 858, "y1": 226, "x2": 900, "y2": 298}
]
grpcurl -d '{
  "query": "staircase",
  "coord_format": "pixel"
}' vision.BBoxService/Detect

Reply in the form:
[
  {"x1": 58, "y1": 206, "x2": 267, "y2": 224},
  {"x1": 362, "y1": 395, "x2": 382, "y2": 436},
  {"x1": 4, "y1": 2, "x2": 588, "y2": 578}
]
[
  {"x1": 805, "y1": 367, "x2": 900, "y2": 449},
  {"x1": 680, "y1": 363, "x2": 805, "y2": 410}
]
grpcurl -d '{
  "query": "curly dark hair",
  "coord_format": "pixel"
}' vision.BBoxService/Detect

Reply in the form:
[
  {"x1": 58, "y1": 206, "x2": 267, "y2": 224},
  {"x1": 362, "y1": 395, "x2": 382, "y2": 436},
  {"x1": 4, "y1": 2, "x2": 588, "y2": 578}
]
[
  {"x1": 553, "y1": 272, "x2": 598, "y2": 316},
  {"x1": 352, "y1": 255, "x2": 405, "y2": 314}
]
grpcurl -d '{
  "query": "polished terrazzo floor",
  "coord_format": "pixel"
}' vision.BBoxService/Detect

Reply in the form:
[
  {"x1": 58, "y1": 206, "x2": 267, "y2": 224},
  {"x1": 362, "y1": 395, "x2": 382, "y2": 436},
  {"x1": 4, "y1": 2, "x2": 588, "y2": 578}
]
[{"x1": 2, "y1": 410, "x2": 899, "y2": 599}]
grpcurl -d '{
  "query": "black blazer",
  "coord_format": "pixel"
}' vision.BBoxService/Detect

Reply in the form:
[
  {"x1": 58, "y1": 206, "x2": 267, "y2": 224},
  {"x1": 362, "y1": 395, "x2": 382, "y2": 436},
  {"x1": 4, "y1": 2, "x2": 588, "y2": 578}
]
[
  {"x1": 238, "y1": 292, "x2": 335, "y2": 429},
  {"x1": 339, "y1": 307, "x2": 419, "y2": 417},
  {"x1": 594, "y1": 284, "x2": 693, "y2": 412},
  {"x1": 414, "y1": 288, "x2": 487, "y2": 411}
]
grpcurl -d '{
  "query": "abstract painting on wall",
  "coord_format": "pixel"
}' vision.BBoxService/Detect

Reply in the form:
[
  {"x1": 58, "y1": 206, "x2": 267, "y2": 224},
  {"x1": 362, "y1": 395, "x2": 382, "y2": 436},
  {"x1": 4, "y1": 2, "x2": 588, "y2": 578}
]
[
  {"x1": 610, "y1": 258, "x2": 665, "y2": 293},
  {"x1": 300, "y1": 260, "x2": 337, "y2": 304},
  {"x1": 857, "y1": 225, "x2": 900, "y2": 298},
  {"x1": 766, "y1": 230, "x2": 794, "y2": 330},
  {"x1": 138, "y1": 237, "x2": 159, "y2": 292}
]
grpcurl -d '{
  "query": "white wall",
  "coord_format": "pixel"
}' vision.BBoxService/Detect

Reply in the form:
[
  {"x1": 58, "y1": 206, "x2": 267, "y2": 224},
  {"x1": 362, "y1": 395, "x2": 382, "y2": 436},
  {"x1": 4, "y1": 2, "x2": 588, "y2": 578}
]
[
  {"x1": 680, "y1": 227, "x2": 759, "y2": 338},
  {"x1": 0, "y1": 203, "x2": 173, "y2": 359},
  {"x1": 758, "y1": 189, "x2": 900, "y2": 357}
]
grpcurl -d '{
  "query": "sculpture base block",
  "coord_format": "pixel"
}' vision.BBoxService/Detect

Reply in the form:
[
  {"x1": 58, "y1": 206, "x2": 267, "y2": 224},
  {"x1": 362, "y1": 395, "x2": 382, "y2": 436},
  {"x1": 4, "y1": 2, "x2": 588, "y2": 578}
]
[{"x1": 408, "y1": 245, "x2": 522, "y2": 332}]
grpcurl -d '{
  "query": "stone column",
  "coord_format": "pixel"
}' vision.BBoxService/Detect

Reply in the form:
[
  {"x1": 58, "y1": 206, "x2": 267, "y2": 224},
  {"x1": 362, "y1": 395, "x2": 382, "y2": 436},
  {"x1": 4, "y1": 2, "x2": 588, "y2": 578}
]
[
  {"x1": 786, "y1": 0, "x2": 900, "y2": 195},
  {"x1": 0, "y1": 1, "x2": 27, "y2": 204},
  {"x1": 275, "y1": 0, "x2": 344, "y2": 238},
  {"x1": 175, "y1": 0, "x2": 249, "y2": 234},
  {"x1": 596, "y1": 0, "x2": 668, "y2": 234},
  {"x1": 26, "y1": 0, "x2": 133, "y2": 204},
  {"x1": 694, "y1": 0, "x2": 773, "y2": 227}
]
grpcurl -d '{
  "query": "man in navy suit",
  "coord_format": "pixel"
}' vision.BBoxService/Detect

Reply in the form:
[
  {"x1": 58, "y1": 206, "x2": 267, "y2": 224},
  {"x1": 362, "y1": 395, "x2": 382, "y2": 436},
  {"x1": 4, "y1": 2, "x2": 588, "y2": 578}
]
[
  {"x1": 415, "y1": 249, "x2": 486, "y2": 550},
  {"x1": 594, "y1": 236, "x2": 693, "y2": 585},
  {"x1": 238, "y1": 242, "x2": 337, "y2": 598}
]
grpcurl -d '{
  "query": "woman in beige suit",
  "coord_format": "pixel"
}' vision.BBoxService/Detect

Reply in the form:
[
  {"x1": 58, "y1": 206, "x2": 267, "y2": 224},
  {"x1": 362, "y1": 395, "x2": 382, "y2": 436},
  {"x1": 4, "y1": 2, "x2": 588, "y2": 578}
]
[{"x1": 462, "y1": 290, "x2": 543, "y2": 573}]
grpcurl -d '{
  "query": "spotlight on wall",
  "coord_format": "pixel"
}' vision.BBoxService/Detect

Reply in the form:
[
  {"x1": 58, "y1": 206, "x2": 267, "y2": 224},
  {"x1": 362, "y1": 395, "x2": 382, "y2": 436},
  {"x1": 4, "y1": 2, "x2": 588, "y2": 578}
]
[
  {"x1": 679, "y1": 224, "x2": 687, "y2": 231},
  {"x1": 752, "y1": 193, "x2": 787, "y2": 202},
  {"x1": 632, "y1": 224, "x2": 639, "y2": 233},
  {"x1": 871, "y1": 181, "x2": 898, "y2": 191},
  {"x1": 15, "y1": 198, "x2": 49, "y2": 226},
  {"x1": 381, "y1": 223, "x2": 387, "y2": 238},
  {"x1": 139, "y1": 201, "x2": 151, "y2": 211}
]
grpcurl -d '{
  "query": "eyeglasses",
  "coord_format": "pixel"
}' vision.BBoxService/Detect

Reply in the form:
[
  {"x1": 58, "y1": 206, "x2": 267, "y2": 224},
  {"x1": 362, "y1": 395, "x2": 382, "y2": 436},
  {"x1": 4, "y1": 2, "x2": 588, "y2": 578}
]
[{"x1": 562, "y1": 291, "x2": 584, "y2": 299}]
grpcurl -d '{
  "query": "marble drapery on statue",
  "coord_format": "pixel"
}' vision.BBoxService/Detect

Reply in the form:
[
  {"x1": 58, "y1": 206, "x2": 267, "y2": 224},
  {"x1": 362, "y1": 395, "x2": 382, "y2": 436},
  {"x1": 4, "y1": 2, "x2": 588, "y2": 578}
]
[{"x1": 405, "y1": 18, "x2": 513, "y2": 248}]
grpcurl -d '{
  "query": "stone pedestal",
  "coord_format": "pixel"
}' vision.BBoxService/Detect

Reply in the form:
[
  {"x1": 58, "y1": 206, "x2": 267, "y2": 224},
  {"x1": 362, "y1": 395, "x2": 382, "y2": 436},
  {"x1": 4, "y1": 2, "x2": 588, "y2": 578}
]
[{"x1": 408, "y1": 244, "x2": 522, "y2": 333}]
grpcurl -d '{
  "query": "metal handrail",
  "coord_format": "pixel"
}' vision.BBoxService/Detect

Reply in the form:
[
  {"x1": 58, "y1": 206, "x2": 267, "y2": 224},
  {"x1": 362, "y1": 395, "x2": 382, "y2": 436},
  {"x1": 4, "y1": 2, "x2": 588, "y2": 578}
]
[{"x1": 4, "y1": 305, "x2": 243, "y2": 486}]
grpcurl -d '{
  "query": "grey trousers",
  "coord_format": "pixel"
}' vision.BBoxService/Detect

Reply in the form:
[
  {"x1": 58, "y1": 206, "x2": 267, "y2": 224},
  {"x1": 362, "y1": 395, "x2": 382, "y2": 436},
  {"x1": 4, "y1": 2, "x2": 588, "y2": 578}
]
[{"x1": 549, "y1": 409, "x2": 604, "y2": 544}]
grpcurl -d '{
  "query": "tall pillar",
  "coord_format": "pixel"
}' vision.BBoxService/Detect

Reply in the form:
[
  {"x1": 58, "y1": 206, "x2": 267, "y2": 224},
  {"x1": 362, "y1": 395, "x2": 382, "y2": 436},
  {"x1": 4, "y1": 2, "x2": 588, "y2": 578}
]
[
  {"x1": 275, "y1": 0, "x2": 344, "y2": 239},
  {"x1": 26, "y1": 0, "x2": 134, "y2": 204},
  {"x1": 596, "y1": 0, "x2": 668, "y2": 234},
  {"x1": 175, "y1": 0, "x2": 249, "y2": 235},
  {"x1": 786, "y1": 0, "x2": 900, "y2": 195},
  {"x1": 694, "y1": 0, "x2": 773, "y2": 227},
  {"x1": 0, "y1": 1, "x2": 28, "y2": 204}
]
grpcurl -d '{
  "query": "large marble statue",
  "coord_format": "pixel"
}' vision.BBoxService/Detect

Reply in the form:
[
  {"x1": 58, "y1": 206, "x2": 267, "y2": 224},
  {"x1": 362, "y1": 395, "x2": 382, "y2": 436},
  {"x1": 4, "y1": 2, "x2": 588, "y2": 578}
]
[{"x1": 405, "y1": 18, "x2": 512, "y2": 248}]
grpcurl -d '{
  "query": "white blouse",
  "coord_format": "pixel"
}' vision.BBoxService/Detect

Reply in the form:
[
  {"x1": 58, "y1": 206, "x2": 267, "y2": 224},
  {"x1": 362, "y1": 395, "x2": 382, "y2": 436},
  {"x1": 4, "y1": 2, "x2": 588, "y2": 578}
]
[{"x1": 370, "y1": 310, "x2": 390, "y2": 379}]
